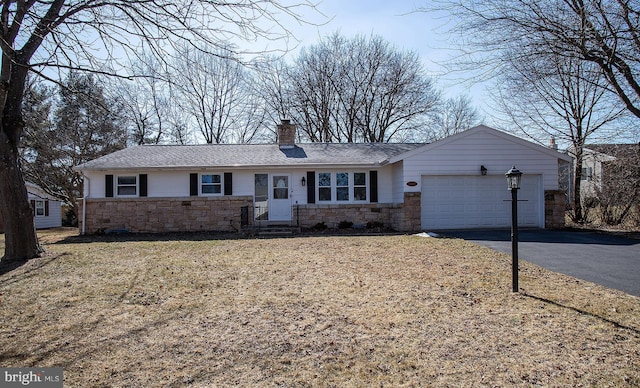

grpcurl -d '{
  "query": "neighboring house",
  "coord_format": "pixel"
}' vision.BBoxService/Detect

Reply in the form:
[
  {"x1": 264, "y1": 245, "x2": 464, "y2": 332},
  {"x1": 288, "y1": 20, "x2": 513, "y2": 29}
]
[
  {"x1": 74, "y1": 122, "x2": 572, "y2": 234},
  {"x1": 0, "y1": 182, "x2": 63, "y2": 233},
  {"x1": 578, "y1": 143, "x2": 639, "y2": 198}
]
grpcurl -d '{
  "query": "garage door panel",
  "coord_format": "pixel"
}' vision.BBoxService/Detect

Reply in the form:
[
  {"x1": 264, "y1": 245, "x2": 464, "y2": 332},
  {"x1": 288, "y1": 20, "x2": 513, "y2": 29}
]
[{"x1": 421, "y1": 175, "x2": 541, "y2": 230}]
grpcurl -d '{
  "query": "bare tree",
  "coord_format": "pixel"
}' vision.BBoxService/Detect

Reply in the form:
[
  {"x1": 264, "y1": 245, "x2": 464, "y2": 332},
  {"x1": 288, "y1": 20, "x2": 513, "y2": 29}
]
[
  {"x1": 173, "y1": 44, "x2": 268, "y2": 144},
  {"x1": 113, "y1": 54, "x2": 174, "y2": 145},
  {"x1": 429, "y1": 95, "x2": 480, "y2": 141},
  {"x1": 251, "y1": 56, "x2": 295, "y2": 141},
  {"x1": 288, "y1": 40, "x2": 343, "y2": 142},
  {"x1": 426, "y1": 0, "x2": 640, "y2": 124},
  {"x1": 595, "y1": 144, "x2": 640, "y2": 225},
  {"x1": 0, "y1": 0, "x2": 319, "y2": 261},
  {"x1": 495, "y1": 51, "x2": 625, "y2": 223},
  {"x1": 285, "y1": 33, "x2": 440, "y2": 143}
]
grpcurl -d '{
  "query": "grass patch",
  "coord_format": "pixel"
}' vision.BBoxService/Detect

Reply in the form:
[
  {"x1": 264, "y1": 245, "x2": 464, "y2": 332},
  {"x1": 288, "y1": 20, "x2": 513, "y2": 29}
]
[{"x1": 1, "y1": 228, "x2": 639, "y2": 386}]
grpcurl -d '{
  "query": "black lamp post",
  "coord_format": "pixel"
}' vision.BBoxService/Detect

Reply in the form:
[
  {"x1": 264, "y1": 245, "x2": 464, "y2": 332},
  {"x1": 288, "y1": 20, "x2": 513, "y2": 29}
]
[{"x1": 505, "y1": 166, "x2": 522, "y2": 293}]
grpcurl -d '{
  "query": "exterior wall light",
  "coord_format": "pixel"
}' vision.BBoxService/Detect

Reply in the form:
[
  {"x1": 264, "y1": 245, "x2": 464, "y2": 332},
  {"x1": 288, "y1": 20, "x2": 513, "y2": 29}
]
[
  {"x1": 301, "y1": 176, "x2": 306, "y2": 186},
  {"x1": 481, "y1": 165, "x2": 488, "y2": 175}
]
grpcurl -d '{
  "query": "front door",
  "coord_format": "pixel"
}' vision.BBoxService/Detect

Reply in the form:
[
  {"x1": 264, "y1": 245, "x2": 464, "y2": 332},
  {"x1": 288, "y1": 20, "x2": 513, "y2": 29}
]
[{"x1": 270, "y1": 174, "x2": 292, "y2": 222}]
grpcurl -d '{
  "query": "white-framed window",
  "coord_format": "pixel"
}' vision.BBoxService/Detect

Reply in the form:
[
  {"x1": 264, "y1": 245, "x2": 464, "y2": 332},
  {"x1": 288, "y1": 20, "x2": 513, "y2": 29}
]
[
  {"x1": 117, "y1": 176, "x2": 137, "y2": 196},
  {"x1": 353, "y1": 172, "x2": 367, "y2": 201},
  {"x1": 201, "y1": 174, "x2": 222, "y2": 195},
  {"x1": 318, "y1": 172, "x2": 332, "y2": 201},
  {"x1": 581, "y1": 166, "x2": 593, "y2": 181},
  {"x1": 34, "y1": 200, "x2": 45, "y2": 217},
  {"x1": 317, "y1": 172, "x2": 369, "y2": 203}
]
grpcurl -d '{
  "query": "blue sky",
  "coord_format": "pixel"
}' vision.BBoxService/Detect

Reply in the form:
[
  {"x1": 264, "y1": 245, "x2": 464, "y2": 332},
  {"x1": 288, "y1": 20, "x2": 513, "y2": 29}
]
[{"x1": 273, "y1": 0, "x2": 493, "y2": 122}]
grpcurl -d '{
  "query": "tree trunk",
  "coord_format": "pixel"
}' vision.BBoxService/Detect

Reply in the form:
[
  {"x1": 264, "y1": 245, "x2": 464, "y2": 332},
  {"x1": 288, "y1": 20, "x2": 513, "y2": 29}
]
[
  {"x1": 0, "y1": 130, "x2": 42, "y2": 261},
  {"x1": 573, "y1": 152, "x2": 584, "y2": 224}
]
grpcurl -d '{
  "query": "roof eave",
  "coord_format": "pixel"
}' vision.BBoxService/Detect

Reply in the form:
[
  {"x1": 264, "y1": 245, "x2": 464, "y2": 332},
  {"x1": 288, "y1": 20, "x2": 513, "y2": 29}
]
[{"x1": 75, "y1": 162, "x2": 387, "y2": 172}]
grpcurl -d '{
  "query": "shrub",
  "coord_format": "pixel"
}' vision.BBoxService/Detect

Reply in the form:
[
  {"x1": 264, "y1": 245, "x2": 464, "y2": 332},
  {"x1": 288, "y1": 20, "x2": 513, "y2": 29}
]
[
  {"x1": 311, "y1": 222, "x2": 328, "y2": 231},
  {"x1": 338, "y1": 221, "x2": 353, "y2": 229},
  {"x1": 366, "y1": 221, "x2": 384, "y2": 229}
]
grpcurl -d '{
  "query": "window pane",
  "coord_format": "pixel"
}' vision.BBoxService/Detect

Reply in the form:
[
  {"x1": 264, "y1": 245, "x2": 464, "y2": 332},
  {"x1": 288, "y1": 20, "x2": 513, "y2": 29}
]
[
  {"x1": 202, "y1": 175, "x2": 213, "y2": 184},
  {"x1": 274, "y1": 188, "x2": 288, "y2": 199},
  {"x1": 318, "y1": 173, "x2": 331, "y2": 187},
  {"x1": 118, "y1": 186, "x2": 137, "y2": 196},
  {"x1": 354, "y1": 173, "x2": 366, "y2": 186},
  {"x1": 202, "y1": 185, "x2": 221, "y2": 194},
  {"x1": 35, "y1": 201, "x2": 45, "y2": 216},
  {"x1": 319, "y1": 187, "x2": 331, "y2": 201},
  {"x1": 336, "y1": 187, "x2": 349, "y2": 201},
  {"x1": 354, "y1": 187, "x2": 367, "y2": 201},
  {"x1": 273, "y1": 176, "x2": 288, "y2": 189},
  {"x1": 118, "y1": 176, "x2": 136, "y2": 185},
  {"x1": 336, "y1": 172, "x2": 348, "y2": 187}
]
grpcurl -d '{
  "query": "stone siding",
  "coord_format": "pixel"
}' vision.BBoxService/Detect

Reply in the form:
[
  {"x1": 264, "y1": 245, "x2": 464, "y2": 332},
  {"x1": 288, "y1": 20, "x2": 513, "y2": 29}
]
[
  {"x1": 391, "y1": 192, "x2": 422, "y2": 232},
  {"x1": 295, "y1": 192, "x2": 422, "y2": 232},
  {"x1": 80, "y1": 196, "x2": 253, "y2": 234},
  {"x1": 296, "y1": 203, "x2": 395, "y2": 229},
  {"x1": 79, "y1": 189, "x2": 565, "y2": 235},
  {"x1": 545, "y1": 190, "x2": 566, "y2": 229}
]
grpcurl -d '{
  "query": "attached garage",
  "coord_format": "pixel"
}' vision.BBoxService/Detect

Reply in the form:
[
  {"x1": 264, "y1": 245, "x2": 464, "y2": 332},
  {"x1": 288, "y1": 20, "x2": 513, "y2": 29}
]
[
  {"x1": 392, "y1": 125, "x2": 573, "y2": 231},
  {"x1": 421, "y1": 174, "x2": 543, "y2": 230}
]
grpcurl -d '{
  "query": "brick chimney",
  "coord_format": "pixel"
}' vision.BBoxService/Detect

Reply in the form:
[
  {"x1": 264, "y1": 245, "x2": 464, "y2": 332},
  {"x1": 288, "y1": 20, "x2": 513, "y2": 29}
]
[
  {"x1": 549, "y1": 136, "x2": 558, "y2": 151},
  {"x1": 277, "y1": 119, "x2": 296, "y2": 149}
]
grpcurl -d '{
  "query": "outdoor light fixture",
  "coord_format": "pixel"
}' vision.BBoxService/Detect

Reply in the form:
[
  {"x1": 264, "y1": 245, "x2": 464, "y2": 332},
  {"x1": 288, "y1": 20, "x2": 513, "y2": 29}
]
[
  {"x1": 506, "y1": 166, "x2": 522, "y2": 190},
  {"x1": 505, "y1": 166, "x2": 522, "y2": 292},
  {"x1": 480, "y1": 165, "x2": 488, "y2": 176},
  {"x1": 301, "y1": 176, "x2": 306, "y2": 186}
]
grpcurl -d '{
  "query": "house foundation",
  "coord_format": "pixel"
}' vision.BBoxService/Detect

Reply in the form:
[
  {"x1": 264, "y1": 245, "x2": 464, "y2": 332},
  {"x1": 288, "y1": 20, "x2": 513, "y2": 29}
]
[{"x1": 79, "y1": 196, "x2": 253, "y2": 234}]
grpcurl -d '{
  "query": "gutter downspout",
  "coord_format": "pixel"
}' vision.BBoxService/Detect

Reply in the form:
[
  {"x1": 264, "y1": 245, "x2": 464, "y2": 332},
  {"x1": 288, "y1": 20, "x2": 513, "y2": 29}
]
[{"x1": 81, "y1": 172, "x2": 89, "y2": 235}]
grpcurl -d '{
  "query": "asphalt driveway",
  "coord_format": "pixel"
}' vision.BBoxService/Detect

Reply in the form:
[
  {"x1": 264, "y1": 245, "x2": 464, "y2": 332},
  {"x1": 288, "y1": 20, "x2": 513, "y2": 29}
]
[{"x1": 441, "y1": 229, "x2": 640, "y2": 297}]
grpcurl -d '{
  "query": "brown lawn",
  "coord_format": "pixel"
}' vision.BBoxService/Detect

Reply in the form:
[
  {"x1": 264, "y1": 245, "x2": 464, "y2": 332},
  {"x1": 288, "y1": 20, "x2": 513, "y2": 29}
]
[{"x1": 1, "y1": 228, "x2": 639, "y2": 387}]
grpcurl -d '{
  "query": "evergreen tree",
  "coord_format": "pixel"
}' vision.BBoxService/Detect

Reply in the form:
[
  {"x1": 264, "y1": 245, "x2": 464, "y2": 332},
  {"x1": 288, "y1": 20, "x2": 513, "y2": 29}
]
[{"x1": 22, "y1": 72, "x2": 127, "y2": 221}]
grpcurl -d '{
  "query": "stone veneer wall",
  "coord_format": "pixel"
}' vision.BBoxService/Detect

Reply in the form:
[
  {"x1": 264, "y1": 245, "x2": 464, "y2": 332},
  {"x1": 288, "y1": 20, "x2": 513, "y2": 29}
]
[
  {"x1": 79, "y1": 196, "x2": 253, "y2": 234},
  {"x1": 391, "y1": 192, "x2": 422, "y2": 232},
  {"x1": 296, "y1": 193, "x2": 422, "y2": 232},
  {"x1": 545, "y1": 190, "x2": 566, "y2": 229},
  {"x1": 80, "y1": 190, "x2": 564, "y2": 235},
  {"x1": 296, "y1": 203, "x2": 394, "y2": 229}
]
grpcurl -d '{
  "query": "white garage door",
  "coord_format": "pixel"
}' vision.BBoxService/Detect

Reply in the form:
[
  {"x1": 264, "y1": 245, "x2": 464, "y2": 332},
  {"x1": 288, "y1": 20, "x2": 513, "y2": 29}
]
[{"x1": 421, "y1": 175, "x2": 542, "y2": 230}]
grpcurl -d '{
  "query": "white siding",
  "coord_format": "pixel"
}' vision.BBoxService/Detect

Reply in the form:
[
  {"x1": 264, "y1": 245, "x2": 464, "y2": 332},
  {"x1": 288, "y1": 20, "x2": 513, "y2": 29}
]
[
  {"x1": 391, "y1": 161, "x2": 405, "y2": 203},
  {"x1": 34, "y1": 201, "x2": 62, "y2": 229},
  {"x1": 147, "y1": 171, "x2": 189, "y2": 197},
  {"x1": 401, "y1": 128, "x2": 564, "y2": 193},
  {"x1": 377, "y1": 165, "x2": 394, "y2": 203},
  {"x1": 26, "y1": 184, "x2": 62, "y2": 229},
  {"x1": 83, "y1": 167, "x2": 393, "y2": 204}
]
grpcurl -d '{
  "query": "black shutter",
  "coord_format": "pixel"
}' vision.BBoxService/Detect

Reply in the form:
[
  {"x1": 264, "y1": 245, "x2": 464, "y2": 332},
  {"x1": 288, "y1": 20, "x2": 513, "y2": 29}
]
[
  {"x1": 44, "y1": 200, "x2": 49, "y2": 217},
  {"x1": 224, "y1": 172, "x2": 233, "y2": 195},
  {"x1": 369, "y1": 171, "x2": 378, "y2": 203},
  {"x1": 306, "y1": 171, "x2": 315, "y2": 204},
  {"x1": 139, "y1": 174, "x2": 148, "y2": 197},
  {"x1": 190, "y1": 173, "x2": 198, "y2": 196},
  {"x1": 105, "y1": 175, "x2": 114, "y2": 197},
  {"x1": 30, "y1": 200, "x2": 36, "y2": 215}
]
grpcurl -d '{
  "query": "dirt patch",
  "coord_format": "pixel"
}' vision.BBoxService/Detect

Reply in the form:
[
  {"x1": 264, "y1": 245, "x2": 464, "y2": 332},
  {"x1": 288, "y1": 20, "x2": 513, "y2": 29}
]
[{"x1": 1, "y1": 229, "x2": 639, "y2": 386}]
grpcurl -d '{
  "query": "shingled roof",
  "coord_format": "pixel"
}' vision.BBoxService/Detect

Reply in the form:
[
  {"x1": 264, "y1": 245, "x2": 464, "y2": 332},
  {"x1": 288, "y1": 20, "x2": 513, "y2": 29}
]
[{"x1": 75, "y1": 143, "x2": 424, "y2": 171}]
